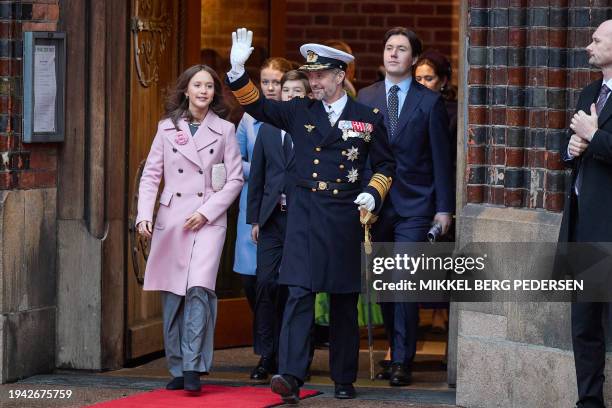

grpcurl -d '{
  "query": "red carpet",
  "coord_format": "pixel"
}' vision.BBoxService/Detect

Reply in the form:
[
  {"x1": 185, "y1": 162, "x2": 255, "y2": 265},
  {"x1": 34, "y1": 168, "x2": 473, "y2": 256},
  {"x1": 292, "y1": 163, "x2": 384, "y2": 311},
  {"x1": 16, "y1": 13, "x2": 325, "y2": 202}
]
[{"x1": 86, "y1": 384, "x2": 321, "y2": 408}]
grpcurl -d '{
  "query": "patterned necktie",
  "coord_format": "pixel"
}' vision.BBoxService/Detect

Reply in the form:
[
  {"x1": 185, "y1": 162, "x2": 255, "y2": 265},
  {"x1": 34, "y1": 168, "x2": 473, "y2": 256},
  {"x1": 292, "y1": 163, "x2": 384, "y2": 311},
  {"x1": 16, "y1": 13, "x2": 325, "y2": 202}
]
[
  {"x1": 327, "y1": 105, "x2": 335, "y2": 125},
  {"x1": 575, "y1": 83, "x2": 610, "y2": 195},
  {"x1": 596, "y1": 84, "x2": 610, "y2": 115},
  {"x1": 388, "y1": 85, "x2": 400, "y2": 139}
]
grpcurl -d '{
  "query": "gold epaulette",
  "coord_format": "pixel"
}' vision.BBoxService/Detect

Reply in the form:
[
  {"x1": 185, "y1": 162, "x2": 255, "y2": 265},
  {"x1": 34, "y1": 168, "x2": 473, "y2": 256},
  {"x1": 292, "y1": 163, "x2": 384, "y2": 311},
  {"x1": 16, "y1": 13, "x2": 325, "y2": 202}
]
[
  {"x1": 232, "y1": 80, "x2": 260, "y2": 105},
  {"x1": 368, "y1": 173, "x2": 392, "y2": 201}
]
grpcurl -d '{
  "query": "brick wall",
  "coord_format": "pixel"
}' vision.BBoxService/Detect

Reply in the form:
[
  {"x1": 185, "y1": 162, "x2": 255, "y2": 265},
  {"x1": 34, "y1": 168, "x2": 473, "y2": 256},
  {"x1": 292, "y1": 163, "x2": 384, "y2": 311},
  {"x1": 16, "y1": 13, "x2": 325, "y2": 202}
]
[
  {"x1": 465, "y1": 0, "x2": 611, "y2": 212},
  {"x1": 0, "y1": 0, "x2": 59, "y2": 190},
  {"x1": 284, "y1": 0, "x2": 460, "y2": 87}
]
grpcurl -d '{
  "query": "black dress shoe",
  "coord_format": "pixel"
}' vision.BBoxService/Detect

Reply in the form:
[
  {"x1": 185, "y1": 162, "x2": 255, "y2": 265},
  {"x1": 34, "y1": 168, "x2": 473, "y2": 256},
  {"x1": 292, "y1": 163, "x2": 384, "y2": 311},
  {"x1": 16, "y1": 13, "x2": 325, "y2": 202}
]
[
  {"x1": 389, "y1": 363, "x2": 412, "y2": 386},
  {"x1": 334, "y1": 383, "x2": 356, "y2": 399},
  {"x1": 166, "y1": 376, "x2": 184, "y2": 390},
  {"x1": 183, "y1": 370, "x2": 201, "y2": 393},
  {"x1": 270, "y1": 374, "x2": 300, "y2": 404},
  {"x1": 250, "y1": 357, "x2": 276, "y2": 380},
  {"x1": 375, "y1": 360, "x2": 392, "y2": 380}
]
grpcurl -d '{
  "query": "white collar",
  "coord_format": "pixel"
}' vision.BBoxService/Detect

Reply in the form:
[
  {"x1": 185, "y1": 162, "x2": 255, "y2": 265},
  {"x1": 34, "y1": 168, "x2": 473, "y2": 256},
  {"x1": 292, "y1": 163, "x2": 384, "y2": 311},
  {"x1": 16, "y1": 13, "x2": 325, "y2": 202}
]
[
  {"x1": 323, "y1": 92, "x2": 348, "y2": 115},
  {"x1": 603, "y1": 78, "x2": 612, "y2": 91}
]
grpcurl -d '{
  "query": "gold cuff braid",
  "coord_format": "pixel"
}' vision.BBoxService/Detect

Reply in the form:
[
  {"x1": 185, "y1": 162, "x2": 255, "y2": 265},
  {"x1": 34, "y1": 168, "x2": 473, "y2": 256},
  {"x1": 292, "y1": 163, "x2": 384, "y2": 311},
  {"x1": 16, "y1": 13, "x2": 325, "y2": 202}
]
[
  {"x1": 232, "y1": 80, "x2": 260, "y2": 105},
  {"x1": 368, "y1": 173, "x2": 392, "y2": 201}
]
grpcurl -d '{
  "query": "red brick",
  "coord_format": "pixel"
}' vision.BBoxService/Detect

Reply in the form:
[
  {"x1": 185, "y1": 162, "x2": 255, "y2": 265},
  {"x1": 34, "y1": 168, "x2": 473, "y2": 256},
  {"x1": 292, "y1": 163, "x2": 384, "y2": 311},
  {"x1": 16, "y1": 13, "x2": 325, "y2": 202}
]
[
  {"x1": 569, "y1": 70, "x2": 591, "y2": 89},
  {"x1": 305, "y1": 27, "x2": 339, "y2": 39},
  {"x1": 47, "y1": 4, "x2": 60, "y2": 20},
  {"x1": 359, "y1": 28, "x2": 389, "y2": 41},
  {"x1": 342, "y1": 29, "x2": 359, "y2": 40},
  {"x1": 505, "y1": 189, "x2": 524, "y2": 207},
  {"x1": 527, "y1": 149, "x2": 546, "y2": 168},
  {"x1": 32, "y1": 4, "x2": 48, "y2": 20},
  {"x1": 491, "y1": 146, "x2": 506, "y2": 165},
  {"x1": 508, "y1": 28, "x2": 526, "y2": 48},
  {"x1": 435, "y1": 30, "x2": 453, "y2": 42},
  {"x1": 368, "y1": 16, "x2": 385, "y2": 26},
  {"x1": 17, "y1": 170, "x2": 57, "y2": 189},
  {"x1": 314, "y1": 15, "x2": 330, "y2": 25},
  {"x1": 527, "y1": 68, "x2": 547, "y2": 87},
  {"x1": 528, "y1": 0, "x2": 550, "y2": 5},
  {"x1": 491, "y1": 68, "x2": 508, "y2": 85},
  {"x1": 529, "y1": 110, "x2": 546, "y2": 128},
  {"x1": 589, "y1": 70, "x2": 603, "y2": 83},
  {"x1": 544, "y1": 192, "x2": 564, "y2": 212},
  {"x1": 386, "y1": 16, "x2": 416, "y2": 28},
  {"x1": 491, "y1": 108, "x2": 507, "y2": 126},
  {"x1": 509, "y1": 0, "x2": 527, "y2": 5},
  {"x1": 508, "y1": 67, "x2": 526, "y2": 86},
  {"x1": 466, "y1": 184, "x2": 484, "y2": 203},
  {"x1": 549, "y1": 0, "x2": 568, "y2": 5},
  {"x1": 343, "y1": 3, "x2": 358, "y2": 13},
  {"x1": 362, "y1": 3, "x2": 397, "y2": 13},
  {"x1": 308, "y1": 2, "x2": 342, "y2": 13},
  {"x1": 469, "y1": 68, "x2": 487, "y2": 85},
  {"x1": 468, "y1": 145, "x2": 486, "y2": 164},
  {"x1": 470, "y1": 28, "x2": 489, "y2": 46},
  {"x1": 469, "y1": 106, "x2": 487, "y2": 124},
  {"x1": 506, "y1": 148, "x2": 525, "y2": 167},
  {"x1": 287, "y1": 15, "x2": 312, "y2": 25},
  {"x1": 0, "y1": 172, "x2": 15, "y2": 190},
  {"x1": 435, "y1": 5, "x2": 453, "y2": 15},
  {"x1": 22, "y1": 22, "x2": 57, "y2": 31},
  {"x1": 528, "y1": 28, "x2": 548, "y2": 47},
  {"x1": 491, "y1": 29, "x2": 508, "y2": 47},
  {"x1": 332, "y1": 15, "x2": 367, "y2": 26},
  {"x1": 547, "y1": 110, "x2": 567, "y2": 129},
  {"x1": 548, "y1": 69, "x2": 567, "y2": 88},
  {"x1": 28, "y1": 149, "x2": 57, "y2": 170},
  {"x1": 289, "y1": 1, "x2": 307, "y2": 12},
  {"x1": 545, "y1": 151, "x2": 564, "y2": 171},
  {"x1": 489, "y1": 186, "x2": 505, "y2": 206},
  {"x1": 549, "y1": 29, "x2": 567, "y2": 48},
  {"x1": 412, "y1": 5, "x2": 436, "y2": 15},
  {"x1": 417, "y1": 17, "x2": 450, "y2": 28},
  {"x1": 506, "y1": 108, "x2": 526, "y2": 127},
  {"x1": 469, "y1": 0, "x2": 488, "y2": 7}
]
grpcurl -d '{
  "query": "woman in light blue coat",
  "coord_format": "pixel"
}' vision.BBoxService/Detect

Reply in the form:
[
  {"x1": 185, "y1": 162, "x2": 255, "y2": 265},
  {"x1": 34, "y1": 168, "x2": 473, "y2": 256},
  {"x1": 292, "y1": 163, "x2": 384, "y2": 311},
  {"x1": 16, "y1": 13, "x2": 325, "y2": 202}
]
[{"x1": 233, "y1": 57, "x2": 294, "y2": 311}]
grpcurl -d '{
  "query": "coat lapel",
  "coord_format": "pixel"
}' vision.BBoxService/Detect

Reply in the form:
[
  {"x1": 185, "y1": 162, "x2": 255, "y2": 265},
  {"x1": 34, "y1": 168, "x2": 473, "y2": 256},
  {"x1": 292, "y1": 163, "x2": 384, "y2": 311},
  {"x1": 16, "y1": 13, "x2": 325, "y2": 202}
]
[
  {"x1": 373, "y1": 82, "x2": 390, "y2": 129},
  {"x1": 596, "y1": 81, "x2": 612, "y2": 127},
  {"x1": 307, "y1": 101, "x2": 332, "y2": 145},
  {"x1": 394, "y1": 81, "x2": 425, "y2": 140},
  {"x1": 167, "y1": 119, "x2": 204, "y2": 168}
]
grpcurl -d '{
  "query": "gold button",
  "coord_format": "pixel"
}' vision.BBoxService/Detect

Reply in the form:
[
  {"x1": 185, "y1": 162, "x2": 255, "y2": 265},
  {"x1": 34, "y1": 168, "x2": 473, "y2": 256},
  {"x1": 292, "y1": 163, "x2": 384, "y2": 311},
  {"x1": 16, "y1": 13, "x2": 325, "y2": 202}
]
[
  {"x1": 313, "y1": 159, "x2": 320, "y2": 164},
  {"x1": 339, "y1": 164, "x2": 345, "y2": 169},
  {"x1": 336, "y1": 178, "x2": 342, "y2": 183},
  {"x1": 333, "y1": 189, "x2": 339, "y2": 195},
  {"x1": 315, "y1": 147, "x2": 321, "y2": 152},
  {"x1": 342, "y1": 150, "x2": 347, "y2": 155},
  {"x1": 312, "y1": 172, "x2": 318, "y2": 178},
  {"x1": 311, "y1": 188, "x2": 316, "y2": 192}
]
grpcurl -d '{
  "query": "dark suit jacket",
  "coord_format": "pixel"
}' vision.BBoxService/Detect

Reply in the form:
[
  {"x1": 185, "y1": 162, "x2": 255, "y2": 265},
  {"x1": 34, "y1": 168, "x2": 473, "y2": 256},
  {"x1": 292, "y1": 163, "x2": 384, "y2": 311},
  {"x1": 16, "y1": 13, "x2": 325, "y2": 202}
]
[
  {"x1": 246, "y1": 123, "x2": 295, "y2": 228},
  {"x1": 358, "y1": 80, "x2": 454, "y2": 217},
  {"x1": 559, "y1": 79, "x2": 612, "y2": 243}
]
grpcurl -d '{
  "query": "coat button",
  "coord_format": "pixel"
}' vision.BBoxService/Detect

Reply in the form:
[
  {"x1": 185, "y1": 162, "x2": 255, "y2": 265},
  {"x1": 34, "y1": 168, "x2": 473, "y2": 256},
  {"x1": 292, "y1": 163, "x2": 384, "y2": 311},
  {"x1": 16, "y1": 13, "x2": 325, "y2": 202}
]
[
  {"x1": 313, "y1": 159, "x2": 319, "y2": 164},
  {"x1": 339, "y1": 164, "x2": 345, "y2": 169},
  {"x1": 312, "y1": 172, "x2": 318, "y2": 178},
  {"x1": 172, "y1": 148, "x2": 177, "y2": 153},
  {"x1": 176, "y1": 192, "x2": 182, "y2": 197},
  {"x1": 342, "y1": 150, "x2": 347, "y2": 155},
  {"x1": 197, "y1": 192, "x2": 203, "y2": 197},
  {"x1": 333, "y1": 189, "x2": 339, "y2": 195},
  {"x1": 315, "y1": 147, "x2": 321, "y2": 152},
  {"x1": 210, "y1": 149, "x2": 214, "y2": 154},
  {"x1": 311, "y1": 188, "x2": 316, "y2": 192},
  {"x1": 336, "y1": 178, "x2": 342, "y2": 182},
  {"x1": 178, "y1": 168, "x2": 183, "y2": 173},
  {"x1": 199, "y1": 169, "x2": 203, "y2": 174}
]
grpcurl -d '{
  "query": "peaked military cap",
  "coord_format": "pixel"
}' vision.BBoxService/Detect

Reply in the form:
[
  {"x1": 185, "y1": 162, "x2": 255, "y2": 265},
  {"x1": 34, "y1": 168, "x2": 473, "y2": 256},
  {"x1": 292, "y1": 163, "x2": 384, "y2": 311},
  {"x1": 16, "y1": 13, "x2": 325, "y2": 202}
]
[{"x1": 298, "y1": 43, "x2": 354, "y2": 72}]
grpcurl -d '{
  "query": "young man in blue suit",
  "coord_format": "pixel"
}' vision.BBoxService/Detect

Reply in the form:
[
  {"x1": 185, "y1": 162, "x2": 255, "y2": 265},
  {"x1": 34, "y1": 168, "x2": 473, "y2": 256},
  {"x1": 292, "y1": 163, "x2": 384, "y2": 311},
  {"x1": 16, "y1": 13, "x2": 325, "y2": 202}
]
[{"x1": 357, "y1": 27, "x2": 455, "y2": 386}]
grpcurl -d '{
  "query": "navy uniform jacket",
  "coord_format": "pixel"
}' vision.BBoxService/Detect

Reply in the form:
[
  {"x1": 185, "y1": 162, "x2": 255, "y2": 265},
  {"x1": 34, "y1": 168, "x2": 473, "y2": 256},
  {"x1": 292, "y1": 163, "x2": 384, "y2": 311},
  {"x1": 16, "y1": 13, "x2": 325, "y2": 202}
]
[
  {"x1": 358, "y1": 80, "x2": 454, "y2": 217},
  {"x1": 228, "y1": 73, "x2": 395, "y2": 293},
  {"x1": 246, "y1": 123, "x2": 295, "y2": 227}
]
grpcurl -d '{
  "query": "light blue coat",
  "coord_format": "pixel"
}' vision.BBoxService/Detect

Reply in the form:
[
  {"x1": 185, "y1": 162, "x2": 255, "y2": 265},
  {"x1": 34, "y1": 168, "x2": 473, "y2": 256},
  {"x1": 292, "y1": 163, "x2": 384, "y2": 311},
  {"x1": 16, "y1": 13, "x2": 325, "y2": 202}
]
[{"x1": 233, "y1": 113, "x2": 262, "y2": 276}]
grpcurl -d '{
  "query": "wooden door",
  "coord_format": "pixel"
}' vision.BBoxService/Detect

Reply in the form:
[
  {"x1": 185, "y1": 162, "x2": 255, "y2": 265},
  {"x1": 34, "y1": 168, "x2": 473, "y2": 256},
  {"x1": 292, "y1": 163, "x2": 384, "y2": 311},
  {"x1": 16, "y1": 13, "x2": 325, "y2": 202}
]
[{"x1": 126, "y1": 0, "x2": 180, "y2": 360}]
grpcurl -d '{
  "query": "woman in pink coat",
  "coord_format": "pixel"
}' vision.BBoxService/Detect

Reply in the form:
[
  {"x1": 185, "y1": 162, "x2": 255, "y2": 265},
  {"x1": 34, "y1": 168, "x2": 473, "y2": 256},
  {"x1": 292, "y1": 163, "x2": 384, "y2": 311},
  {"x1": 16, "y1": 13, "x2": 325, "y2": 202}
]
[{"x1": 136, "y1": 65, "x2": 243, "y2": 393}]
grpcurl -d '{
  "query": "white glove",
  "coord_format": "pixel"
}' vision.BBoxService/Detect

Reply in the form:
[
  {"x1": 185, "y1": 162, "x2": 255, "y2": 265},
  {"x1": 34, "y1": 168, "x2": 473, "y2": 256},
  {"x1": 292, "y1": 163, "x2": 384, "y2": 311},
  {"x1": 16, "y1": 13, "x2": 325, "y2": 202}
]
[
  {"x1": 230, "y1": 28, "x2": 254, "y2": 75},
  {"x1": 354, "y1": 192, "x2": 375, "y2": 212}
]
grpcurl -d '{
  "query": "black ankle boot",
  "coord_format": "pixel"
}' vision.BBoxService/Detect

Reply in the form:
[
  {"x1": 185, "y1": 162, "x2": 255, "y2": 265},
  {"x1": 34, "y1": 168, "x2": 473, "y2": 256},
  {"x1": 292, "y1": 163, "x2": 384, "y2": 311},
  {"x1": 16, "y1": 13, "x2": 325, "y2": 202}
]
[{"x1": 183, "y1": 371, "x2": 201, "y2": 393}]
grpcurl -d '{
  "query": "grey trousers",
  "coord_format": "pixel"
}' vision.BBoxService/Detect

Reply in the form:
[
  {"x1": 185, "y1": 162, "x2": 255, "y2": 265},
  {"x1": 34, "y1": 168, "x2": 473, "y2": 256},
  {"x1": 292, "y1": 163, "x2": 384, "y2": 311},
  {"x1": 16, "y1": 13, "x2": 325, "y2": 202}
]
[{"x1": 161, "y1": 286, "x2": 218, "y2": 378}]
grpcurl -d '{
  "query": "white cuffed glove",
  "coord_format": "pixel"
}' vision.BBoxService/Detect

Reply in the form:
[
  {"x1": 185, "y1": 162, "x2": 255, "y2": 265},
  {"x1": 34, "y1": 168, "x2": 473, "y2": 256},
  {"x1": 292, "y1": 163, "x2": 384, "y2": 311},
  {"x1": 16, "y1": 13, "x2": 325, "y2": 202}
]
[
  {"x1": 354, "y1": 192, "x2": 375, "y2": 212},
  {"x1": 229, "y1": 28, "x2": 254, "y2": 79}
]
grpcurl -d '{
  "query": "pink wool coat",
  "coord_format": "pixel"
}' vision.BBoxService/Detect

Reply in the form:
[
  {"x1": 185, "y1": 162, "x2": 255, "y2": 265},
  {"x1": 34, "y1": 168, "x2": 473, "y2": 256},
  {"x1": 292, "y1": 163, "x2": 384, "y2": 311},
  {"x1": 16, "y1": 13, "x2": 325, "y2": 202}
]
[{"x1": 136, "y1": 112, "x2": 244, "y2": 296}]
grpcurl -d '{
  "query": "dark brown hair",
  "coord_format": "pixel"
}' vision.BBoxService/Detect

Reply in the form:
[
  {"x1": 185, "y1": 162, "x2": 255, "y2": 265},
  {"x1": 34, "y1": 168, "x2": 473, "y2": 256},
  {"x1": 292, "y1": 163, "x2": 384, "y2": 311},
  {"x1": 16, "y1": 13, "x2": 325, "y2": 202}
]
[
  {"x1": 383, "y1": 27, "x2": 423, "y2": 59},
  {"x1": 163, "y1": 64, "x2": 227, "y2": 129},
  {"x1": 415, "y1": 49, "x2": 457, "y2": 101},
  {"x1": 260, "y1": 57, "x2": 293, "y2": 74},
  {"x1": 281, "y1": 70, "x2": 312, "y2": 94}
]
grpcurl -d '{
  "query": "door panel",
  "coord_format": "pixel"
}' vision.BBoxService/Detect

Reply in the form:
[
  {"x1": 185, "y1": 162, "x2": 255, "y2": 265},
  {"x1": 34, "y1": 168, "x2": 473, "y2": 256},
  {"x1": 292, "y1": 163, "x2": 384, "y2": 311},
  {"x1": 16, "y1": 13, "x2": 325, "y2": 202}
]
[{"x1": 127, "y1": 0, "x2": 180, "y2": 360}]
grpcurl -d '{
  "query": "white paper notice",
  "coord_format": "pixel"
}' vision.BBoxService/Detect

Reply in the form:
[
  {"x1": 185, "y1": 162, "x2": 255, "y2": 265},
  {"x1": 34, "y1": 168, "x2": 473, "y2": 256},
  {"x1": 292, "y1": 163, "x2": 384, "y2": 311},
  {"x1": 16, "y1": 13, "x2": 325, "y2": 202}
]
[{"x1": 33, "y1": 45, "x2": 57, "y2": 133}]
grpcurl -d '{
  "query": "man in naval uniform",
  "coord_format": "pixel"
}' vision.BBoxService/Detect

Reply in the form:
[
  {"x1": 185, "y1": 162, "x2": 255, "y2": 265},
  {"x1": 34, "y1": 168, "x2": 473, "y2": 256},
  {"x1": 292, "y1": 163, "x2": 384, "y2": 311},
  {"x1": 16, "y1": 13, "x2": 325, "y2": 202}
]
[{"x1": 226, "y1": 28, "x2": 395, "y2": 403}]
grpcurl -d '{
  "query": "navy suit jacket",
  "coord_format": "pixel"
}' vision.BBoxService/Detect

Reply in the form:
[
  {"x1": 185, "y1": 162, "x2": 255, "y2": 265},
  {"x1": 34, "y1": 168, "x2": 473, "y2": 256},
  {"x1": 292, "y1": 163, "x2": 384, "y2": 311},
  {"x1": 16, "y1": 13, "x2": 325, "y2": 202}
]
[
  {"x1": 246, "y1": 123, "x2": 295, "y2": 228},
  {"x1": 358, "y1": 80, "x2": 454, "y2": 217}
]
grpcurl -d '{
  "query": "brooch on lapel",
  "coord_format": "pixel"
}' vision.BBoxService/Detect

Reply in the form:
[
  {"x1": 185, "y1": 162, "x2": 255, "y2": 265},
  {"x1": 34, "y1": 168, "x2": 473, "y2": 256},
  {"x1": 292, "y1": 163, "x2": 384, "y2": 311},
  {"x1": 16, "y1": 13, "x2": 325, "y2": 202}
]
[
  {"x1": 343, "y1": 146, "x2": 359, "y2": 162},
  {"x1": 175, "y1": 131, "x2": 188, "y2": 146},
  {"x1": 338, "y1": 121, "x2": 373, "y2": 142},
  {"x1": 304, "y1": 124, "x2": 315, "y2": 133},
  {"x1": 347, "y1": 167, "x2": 359, "y2": 183}
]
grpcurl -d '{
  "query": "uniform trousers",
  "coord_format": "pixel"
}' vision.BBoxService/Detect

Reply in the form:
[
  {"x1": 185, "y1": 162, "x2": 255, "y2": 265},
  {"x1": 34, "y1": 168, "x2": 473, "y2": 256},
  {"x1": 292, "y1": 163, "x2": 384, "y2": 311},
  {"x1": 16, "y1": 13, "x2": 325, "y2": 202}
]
[
  {"x1": 254, "y1": 207, "x2": 288, "y2": 361},
  {"x1": 279, "y1": 285, "x2": 359, "y2": 385},
  {"x1": 161, "y1": 286, "x2": 218, "y2": 378}
]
